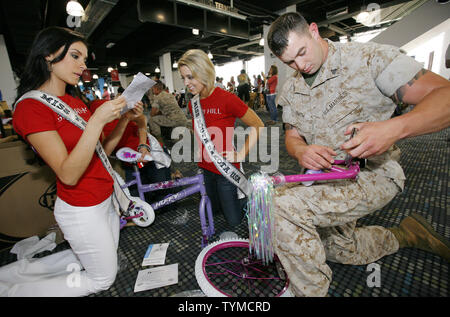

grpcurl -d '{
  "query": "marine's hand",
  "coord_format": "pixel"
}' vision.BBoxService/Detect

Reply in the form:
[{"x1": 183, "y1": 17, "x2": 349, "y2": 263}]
[
  {"x1": 294, "y1": 144, "x2": 336, "y2": 170},
  {"x1": 341, "y1": 121, "x2": 400, "y2": 158}
]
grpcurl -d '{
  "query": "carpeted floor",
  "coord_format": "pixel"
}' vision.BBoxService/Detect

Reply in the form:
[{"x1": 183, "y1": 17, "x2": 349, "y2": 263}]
[{"x1": 0, "y1": 107, "x2": 448, "y2": 297}]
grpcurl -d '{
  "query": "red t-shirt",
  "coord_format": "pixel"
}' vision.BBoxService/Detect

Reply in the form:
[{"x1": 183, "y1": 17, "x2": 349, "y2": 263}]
[
  {"x1": 188, "y1": 87, "x2": 248, "y2": 175},
  {"x1": 267, "y1": 75, "x2": 278, "y2": 94},
  {"x1": 90, "y1": 100, "x2": 141, "y2": 151},
  {"x1": 13, "y1": 94, "x2": 114, "y2": 206}
]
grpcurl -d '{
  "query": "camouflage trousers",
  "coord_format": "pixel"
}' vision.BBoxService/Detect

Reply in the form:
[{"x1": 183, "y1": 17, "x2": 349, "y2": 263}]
[
  {"x1": 273, "y1": 170, "x2": 404, "y2": 297},
  {"x1": 148, "y1": 115, "x2": 191, "y2": 138}
]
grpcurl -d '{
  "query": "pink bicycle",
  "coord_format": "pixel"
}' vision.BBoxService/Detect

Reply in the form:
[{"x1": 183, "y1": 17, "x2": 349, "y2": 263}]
[{"x1": 195, "y1": 158, "x2": 361, "y2": 297}]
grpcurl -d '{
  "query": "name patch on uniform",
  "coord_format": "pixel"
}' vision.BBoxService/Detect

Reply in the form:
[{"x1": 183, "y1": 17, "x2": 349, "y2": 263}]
[{"x1": 323, "y1": 91, "x2": 348, "y2": 115}]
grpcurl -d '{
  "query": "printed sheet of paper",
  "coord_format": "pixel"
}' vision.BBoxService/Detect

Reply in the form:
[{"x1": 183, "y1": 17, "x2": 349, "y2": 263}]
[
  {"x1": 120, "y1": 72, "x2": 155, "y2": 114},
  {"x1": 142, "y1": 243, "x2": 169, "y2": 266},
  {"x1": 134, "y1": 263, "x2": 178, "y2": 293}
]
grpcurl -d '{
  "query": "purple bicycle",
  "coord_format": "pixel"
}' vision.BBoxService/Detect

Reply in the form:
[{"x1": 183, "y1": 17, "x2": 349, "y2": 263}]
[
  {"x1": 194, "y1": 158, "x2": 361, "y2": 297},
  {"x1": 114, "y1": 147, "x2": 215, "y2": 247}
]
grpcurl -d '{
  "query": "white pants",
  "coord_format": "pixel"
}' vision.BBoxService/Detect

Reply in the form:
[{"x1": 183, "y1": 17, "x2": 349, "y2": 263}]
[{"x1": 0, "y1": 195, "x2": 120, "y2": 297}]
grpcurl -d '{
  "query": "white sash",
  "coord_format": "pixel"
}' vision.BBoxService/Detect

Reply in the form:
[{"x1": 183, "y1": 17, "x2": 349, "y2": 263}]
[
  {"x1": 191, "y1": 95, "x2": 249, "y2": 196},
  {"x1": 15, "y1": 90, "x2": 131, "y2": 215}
]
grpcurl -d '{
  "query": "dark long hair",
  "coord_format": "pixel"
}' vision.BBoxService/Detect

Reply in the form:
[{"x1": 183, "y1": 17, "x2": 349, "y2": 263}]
[{"x1": 14, "y1": 26, "x2": 87, "y2": 108}]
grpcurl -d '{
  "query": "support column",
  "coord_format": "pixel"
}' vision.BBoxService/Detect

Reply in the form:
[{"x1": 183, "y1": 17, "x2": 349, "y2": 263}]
[
  {"x1": 0, "y1": 35, "x2": 17, "y2": 109},
  {"x1": 159, "y1": 52, "x2": 174, "y2": 92}
]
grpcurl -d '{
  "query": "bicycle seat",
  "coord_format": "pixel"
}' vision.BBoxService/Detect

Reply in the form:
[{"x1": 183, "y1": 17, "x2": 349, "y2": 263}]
[{"x1": 116, "y1": 147, "x2": 152, "y2": 163}]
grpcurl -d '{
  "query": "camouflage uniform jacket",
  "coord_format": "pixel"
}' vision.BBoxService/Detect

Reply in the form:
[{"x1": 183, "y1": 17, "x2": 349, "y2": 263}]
[
  {"x1": 279, "y1": 39, "x2": 423, "y2": 188},
  {"x1": 152, "y1": 90, "x2": 187, "y2": 122}
]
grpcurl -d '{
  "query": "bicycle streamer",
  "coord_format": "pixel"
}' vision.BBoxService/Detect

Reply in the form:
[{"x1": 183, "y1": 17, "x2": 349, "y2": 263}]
[
  {"x1": 14, "y1": 91, "x2": 131, "y2": 216},
  {"x1": 191, "y1": 95, "x2": 250, "y2": 197}
]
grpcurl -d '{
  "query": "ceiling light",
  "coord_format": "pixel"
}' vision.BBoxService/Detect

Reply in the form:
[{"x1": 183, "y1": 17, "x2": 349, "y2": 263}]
[
  {"x1": 355, "y1": 11, "x2": 370, "y2": 23},
  {"x1": 259, "y1": 38, "x2": 264, "y2": 46},
  {"x1": 207, "y1": 51, "x2": 213, "y2": 59},
  {"x1": 192, "y1": 28, "x2": 199, "y2": 35},
  {"x1": 107, "y1": 67, "x2": 113, "y2": 72},
  {"x1": 66, "y1": 1, "x2": 85, "y2": 17},
  {"x1": 155, "y1": 67, "x2": 160, "y2": 73},
  {"x1": 173, "y1": 62, "x2": 178, "y2": 68},
  {"x1": 120, "y1": 61, "x2": 127, "y2": 67},
  {"x1": 106, "y1": 42, "x2": 115, "y2": 49},
  {"x1": 354, "y1": 3, "x2": 382, "y2": 27},
  {"x1": 93, "y1": 74, "x2": 99, "y2": 79},
  {"x1": 145, "y1": 73, "x2": 150, "y2": 76}
]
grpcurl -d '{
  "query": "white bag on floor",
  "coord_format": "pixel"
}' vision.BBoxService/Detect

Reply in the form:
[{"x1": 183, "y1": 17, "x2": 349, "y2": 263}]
[{"x1": 10, "y1": 232, "x2": 57, "y2": 260}]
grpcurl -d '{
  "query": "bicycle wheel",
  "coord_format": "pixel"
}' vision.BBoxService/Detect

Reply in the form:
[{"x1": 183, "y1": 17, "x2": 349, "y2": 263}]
[
  {"x1": 113, "y1": 170, "x2": 155, "y2": 227},
  {"x1": 129, "y1": 196, "x2": 155, "y2": 227},
  {"x1": 195, "y1": 238, "x2": 292, "y2": 297}
]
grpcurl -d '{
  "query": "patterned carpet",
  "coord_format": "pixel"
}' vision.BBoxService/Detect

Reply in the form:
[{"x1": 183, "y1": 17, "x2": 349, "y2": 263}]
[{"x1": 0, "y1": 107, "x2": 448, "y2": 297}]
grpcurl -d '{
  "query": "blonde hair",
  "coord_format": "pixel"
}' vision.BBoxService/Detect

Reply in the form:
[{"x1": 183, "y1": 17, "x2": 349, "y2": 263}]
[{"x1": 178, "y1": 49, "x2": 215, "y2": 94}]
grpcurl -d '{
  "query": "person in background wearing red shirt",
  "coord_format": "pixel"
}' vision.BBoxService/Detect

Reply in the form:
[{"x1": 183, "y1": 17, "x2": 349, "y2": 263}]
[
  {"x1": 90, "y1": 87, "x2": 173, "y2": 205},
  {"x1": 178, "y1": 49, "x2": 264, "y2": 234},
  {"x1": 102, "y1": 88, "x2": 111, "y2": 101},
  {"x1": 9, "y1": 27, "x2": 142, "y2": 296},
  {"x1": 262, "y1": 65, "x2": 279, "y2": 125}
]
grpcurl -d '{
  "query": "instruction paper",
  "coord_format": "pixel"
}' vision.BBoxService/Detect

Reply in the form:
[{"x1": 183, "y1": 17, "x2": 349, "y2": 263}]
[
  {"x1": 142, "y1": 243, "x2": 169, "y2": 266},
  {"x1": 134, "y1": 263, "x2": 178, "y2": 293},
  {"x1": 120, "y1": 72, "x2": 156, "y2": 115}
]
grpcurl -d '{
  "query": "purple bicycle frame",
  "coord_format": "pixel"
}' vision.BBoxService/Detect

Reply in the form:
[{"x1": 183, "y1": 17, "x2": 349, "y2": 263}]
[{"x1": 121, "y1": 167, "x2": 214, "y2": 245}]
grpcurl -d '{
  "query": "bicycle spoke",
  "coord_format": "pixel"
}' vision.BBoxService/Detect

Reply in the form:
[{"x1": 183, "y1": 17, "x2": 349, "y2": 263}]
[{"x1": 197, "y1": 239, "x2": 289, "y2": 297}]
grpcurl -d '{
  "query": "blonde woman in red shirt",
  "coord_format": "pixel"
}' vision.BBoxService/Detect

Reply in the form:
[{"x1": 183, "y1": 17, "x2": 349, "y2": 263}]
[{"x1": 178, "y1": 49, "x2": 264, "y2": 233}]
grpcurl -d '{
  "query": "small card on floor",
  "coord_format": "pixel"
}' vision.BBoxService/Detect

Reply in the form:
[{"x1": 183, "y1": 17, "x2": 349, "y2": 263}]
[
  {"x1": 134, "y1": 263, "x2": 178, "y2": 293},
  {"x1": 142, "y1": 243, "x2": 169, "y2": 266}
]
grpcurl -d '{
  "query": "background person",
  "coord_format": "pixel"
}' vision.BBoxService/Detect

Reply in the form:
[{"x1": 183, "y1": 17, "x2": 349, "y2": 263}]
[
  {"x1": 90, "y1": 90, "x2": 173, "y2": 206},
  {"x1": 148, "y1": 80, "x2": 191, "y2": 144},
  {"x1": 262, "y1": 65, "x2": 279, "y2": 125},
  {"x1": 236, "y1": 69, "x2": 250, "y2": 105},
  {"x1": 227, "y1": 76, "x2": 236, "y2": 93}
]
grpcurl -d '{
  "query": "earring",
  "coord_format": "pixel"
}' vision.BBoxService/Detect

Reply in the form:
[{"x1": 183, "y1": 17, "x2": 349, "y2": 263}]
[{"x1": 46, "y1": 61, "x2": 52, "y2": 72}]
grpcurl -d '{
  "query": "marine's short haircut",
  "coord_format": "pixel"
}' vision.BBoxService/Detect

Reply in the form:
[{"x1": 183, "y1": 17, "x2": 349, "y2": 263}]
[{"x1": 267, "y1": 12, "x2": 310, "y2": 57}]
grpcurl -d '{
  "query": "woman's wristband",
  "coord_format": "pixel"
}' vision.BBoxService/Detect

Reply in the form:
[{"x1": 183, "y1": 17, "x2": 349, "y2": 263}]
[{"x1": 137, "y1": 143, "x2": 151, "y2": 152}]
